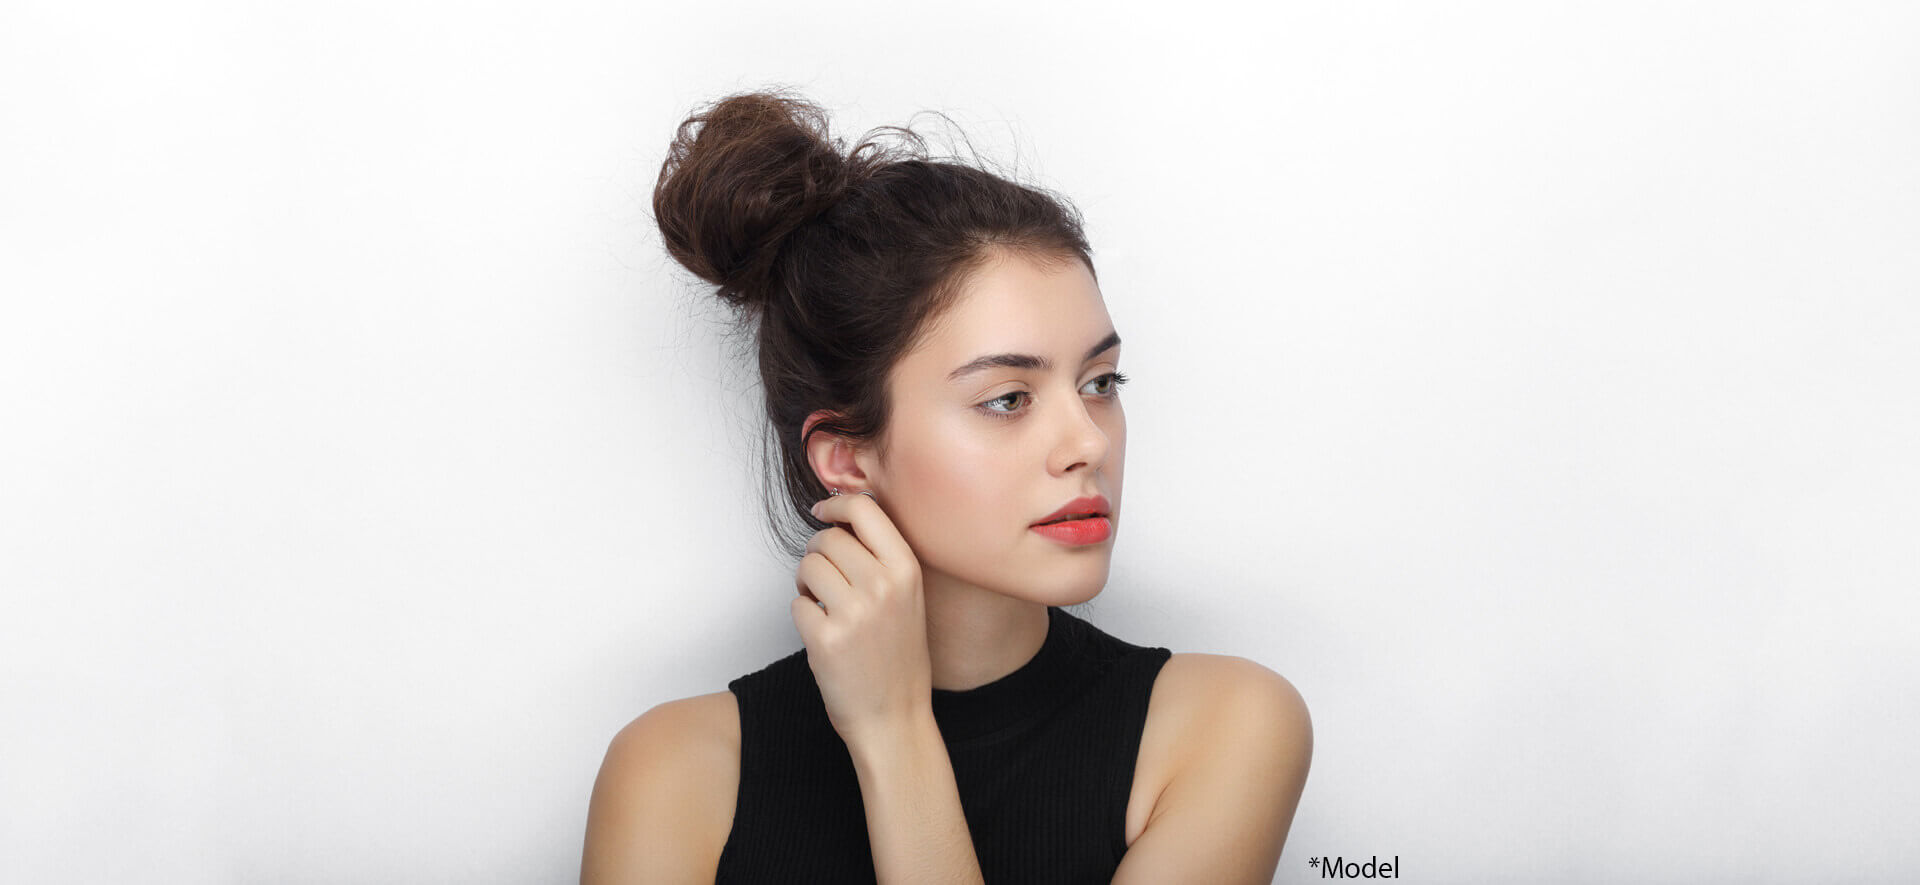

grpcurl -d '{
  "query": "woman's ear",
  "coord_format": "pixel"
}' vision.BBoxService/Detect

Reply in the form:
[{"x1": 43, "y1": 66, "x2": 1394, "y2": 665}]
[{"x1": 802, "y1": 409, "x2": 871, "y2": 492}]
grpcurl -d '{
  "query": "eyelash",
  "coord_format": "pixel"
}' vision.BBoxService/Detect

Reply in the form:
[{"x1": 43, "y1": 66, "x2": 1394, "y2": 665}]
[{"x1": 976, "y1": 372, "x2": 1131, "y2": 420}]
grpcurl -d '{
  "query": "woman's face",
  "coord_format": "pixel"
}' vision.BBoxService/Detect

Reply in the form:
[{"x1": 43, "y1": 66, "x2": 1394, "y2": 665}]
[{"x1": 859, "y1": 248, "x2": 1126, "y2": 605}]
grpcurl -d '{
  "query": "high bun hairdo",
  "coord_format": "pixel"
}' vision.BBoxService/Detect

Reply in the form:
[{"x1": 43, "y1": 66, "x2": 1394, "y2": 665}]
[{"x1": 652, "y1": 87, "x2": 1097, "y2": 558}]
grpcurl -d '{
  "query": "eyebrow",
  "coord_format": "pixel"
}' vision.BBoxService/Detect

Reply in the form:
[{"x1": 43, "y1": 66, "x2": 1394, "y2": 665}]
[{"x1": 946, "y1": 330, "x2": 1123, "y2": 384}]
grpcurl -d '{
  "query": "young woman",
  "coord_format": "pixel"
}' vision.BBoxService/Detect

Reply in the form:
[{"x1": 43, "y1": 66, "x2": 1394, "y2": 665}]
[{"x1": 582, "y1": 88, "x2": 1312, "y2": 884}]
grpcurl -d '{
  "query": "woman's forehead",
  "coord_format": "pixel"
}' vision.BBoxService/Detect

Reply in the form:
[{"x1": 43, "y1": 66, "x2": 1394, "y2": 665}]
[{"x1": 911, "y1": 260, "x2": 1111, "y2": 368}]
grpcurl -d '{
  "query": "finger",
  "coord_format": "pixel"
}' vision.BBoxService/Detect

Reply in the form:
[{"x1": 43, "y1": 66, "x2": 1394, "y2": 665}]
[
  {"x1": 810, "y1": 492, "x2": 916, "y2": 575},
  {"x1": 804, "y1": 525, "x2": 886, "y2": 600},
  {"x1": 795, "y1": 548, "x2": 852, "y2": 614},
  {"x1": 791, "y1": 593, "x2": 827, "y2": 636}
]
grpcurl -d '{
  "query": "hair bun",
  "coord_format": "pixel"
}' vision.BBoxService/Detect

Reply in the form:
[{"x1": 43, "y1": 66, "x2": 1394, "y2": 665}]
[{"x1": 653, "y1": 88, "x2": 853, "y2": 311}]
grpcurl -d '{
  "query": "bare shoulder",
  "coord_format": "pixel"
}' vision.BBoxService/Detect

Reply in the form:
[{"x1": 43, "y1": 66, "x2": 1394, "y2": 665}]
[
  {"x1": 1127, "y1": 653, "x2": 1313, "y2": 848},
  {"x1": 1145, "y1": 653, "x2": 1311, "y2": 763},
  {"x1": 1161, "y1": 653, "x2": 1311, "y2": 775},
  {"x1": 1165, "y1": 652, "x2": 1309, "y2": 722},
  {"x1": 581, "y1": 690, "x2": 741, "y2": 884}
]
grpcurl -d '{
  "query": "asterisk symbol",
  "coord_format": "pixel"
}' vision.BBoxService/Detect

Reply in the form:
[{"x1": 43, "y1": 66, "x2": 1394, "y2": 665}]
[{"x1": 1309, "y1": 857, "x2": 1320, "y2": 867}]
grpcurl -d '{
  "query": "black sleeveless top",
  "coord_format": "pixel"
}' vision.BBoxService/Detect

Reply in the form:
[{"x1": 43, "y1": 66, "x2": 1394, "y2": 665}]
[{"x1": 715, "y1": 605, "x2": 1173, "y2": 884}]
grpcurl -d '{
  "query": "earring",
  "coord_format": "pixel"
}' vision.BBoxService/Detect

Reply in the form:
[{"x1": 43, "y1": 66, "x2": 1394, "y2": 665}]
[{"x1": 829, "y1": 487, "x2": 842, "y2": 496}]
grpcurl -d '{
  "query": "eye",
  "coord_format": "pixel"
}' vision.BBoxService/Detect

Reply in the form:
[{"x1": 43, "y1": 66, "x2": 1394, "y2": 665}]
[
  {"x1": 977, "y1": 371, "x2": 1130, "y2": 421},
  {"x1": 1089, "y1": 371, "x2": 1130, "y2": 396}
]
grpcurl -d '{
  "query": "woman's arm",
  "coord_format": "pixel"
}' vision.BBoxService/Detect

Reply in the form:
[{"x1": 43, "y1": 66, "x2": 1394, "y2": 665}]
[{"x1": 847, "y1": 711, "x2": 987, "y2": 885}]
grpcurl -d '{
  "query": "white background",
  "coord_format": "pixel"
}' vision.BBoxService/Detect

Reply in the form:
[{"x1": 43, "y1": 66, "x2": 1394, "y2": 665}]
[{"x1": 4, "y1": 2, "x2": 1916, "y2": 882}]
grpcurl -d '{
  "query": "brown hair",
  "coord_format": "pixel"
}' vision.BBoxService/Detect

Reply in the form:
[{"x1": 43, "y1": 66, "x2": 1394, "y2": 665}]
[{"x1": 651, "y1": 86, "x2": 1097, "y2": 558}]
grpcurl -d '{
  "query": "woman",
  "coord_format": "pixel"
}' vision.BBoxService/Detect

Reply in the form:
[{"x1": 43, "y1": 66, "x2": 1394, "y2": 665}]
[{"x1": 582, "y1": 88, "x2": 1312, "y2": 884}]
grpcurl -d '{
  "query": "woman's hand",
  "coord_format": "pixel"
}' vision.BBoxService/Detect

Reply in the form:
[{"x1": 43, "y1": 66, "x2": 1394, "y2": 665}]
[{"x1": 793, "y1": 491, "x2": 933, "y2": 751}]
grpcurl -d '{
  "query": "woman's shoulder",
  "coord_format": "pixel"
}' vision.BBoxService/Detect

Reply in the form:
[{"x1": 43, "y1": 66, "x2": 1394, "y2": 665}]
[
  {"x1": 623, "y1": 689, "x2": 743, "y2": 800},
  {"x1": 1127, "y1": 653, "x2": 1311, "y2": 847},
  {"x1": 1155, "y1": 653, "x2": 1305, "y2": 706},
  {"x1": 1149, "y1": 653, "x2": 1310, "y2": 754},
  {"x1": 647, "y1": 689, "x2": 744, "y2": 747},
  {"x1": 582, "y1": 691, "x2": 741, "y2": 882}
]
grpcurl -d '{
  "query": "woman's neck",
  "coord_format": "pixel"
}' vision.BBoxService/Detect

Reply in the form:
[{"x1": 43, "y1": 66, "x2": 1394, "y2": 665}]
[{"x1": 920, "y1": 576, "x2": 1051, "y2": 692}]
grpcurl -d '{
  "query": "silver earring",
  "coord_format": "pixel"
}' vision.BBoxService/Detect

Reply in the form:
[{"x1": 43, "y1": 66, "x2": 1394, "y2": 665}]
[{"x1": 829, "y1": 487, "x2": 842, "y2": 496}]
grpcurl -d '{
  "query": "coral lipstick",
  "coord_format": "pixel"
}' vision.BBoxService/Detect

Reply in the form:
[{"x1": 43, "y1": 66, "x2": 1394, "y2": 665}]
[
  {"x1": 1030, "y1": 516, "x2": 1111, "y2": 545},
  {"x1": 1031, "y1": 494, "x2": 1112, "y2": 546}
]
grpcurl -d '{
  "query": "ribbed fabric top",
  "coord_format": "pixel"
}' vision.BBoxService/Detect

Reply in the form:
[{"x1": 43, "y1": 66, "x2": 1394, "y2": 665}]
[{"x1": 716, "y1": 605, "x2": 1173, "y2": 884}]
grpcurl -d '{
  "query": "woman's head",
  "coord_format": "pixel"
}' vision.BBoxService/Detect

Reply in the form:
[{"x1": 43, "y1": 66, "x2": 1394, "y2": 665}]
[{"x1": 652, "y1": 87, "x2": 1123, "y2": 600}]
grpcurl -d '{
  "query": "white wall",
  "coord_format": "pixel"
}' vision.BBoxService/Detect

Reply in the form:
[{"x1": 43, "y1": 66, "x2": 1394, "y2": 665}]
[{"x1": 4, "y1": 1, "x2": 1915, "y2": 882}]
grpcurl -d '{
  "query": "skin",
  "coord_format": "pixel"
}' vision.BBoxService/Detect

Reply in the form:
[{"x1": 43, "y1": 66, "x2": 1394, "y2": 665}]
[{"x1": 801, "y1": 244, "x2": 1126, "y2": 703}]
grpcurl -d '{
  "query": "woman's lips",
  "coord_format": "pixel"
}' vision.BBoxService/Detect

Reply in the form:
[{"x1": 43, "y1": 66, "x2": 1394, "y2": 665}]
[
  {"x1": 1030, "y1": 515, "x2": 1112, "y2": 546},
  {"x1": 1035, "y1": 494, "x2": 1112, "y2": 525}
]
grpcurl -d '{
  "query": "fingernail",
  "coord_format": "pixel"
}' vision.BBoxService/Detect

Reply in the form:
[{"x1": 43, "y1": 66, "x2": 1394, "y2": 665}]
[{"x1": 810, "y1": 500, "x2": 821, "y2": 517}]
